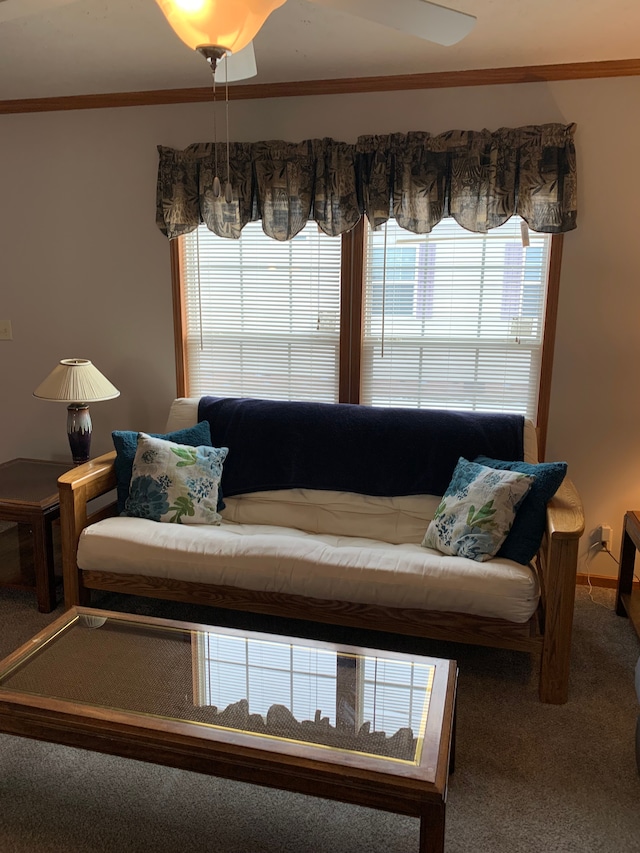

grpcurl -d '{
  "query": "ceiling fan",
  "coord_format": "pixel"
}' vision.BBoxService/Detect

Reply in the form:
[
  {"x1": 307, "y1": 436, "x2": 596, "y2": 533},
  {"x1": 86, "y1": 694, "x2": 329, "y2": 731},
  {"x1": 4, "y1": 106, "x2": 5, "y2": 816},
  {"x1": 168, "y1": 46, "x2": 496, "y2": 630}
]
[
  {"x1": 307, "y1": 0, "x2": 475, "y2": 47},
  {"x1": 156, "y1": 0, "x2": 476, "y2": 81},
  {"x1": 0, "y1": 0, "x2": 476, "y2": 80}
]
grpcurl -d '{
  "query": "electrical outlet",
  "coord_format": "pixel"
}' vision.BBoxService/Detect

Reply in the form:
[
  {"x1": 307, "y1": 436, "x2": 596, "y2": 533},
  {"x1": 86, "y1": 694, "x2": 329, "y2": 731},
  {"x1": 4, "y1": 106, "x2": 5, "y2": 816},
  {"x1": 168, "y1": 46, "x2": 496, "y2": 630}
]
[
  {"x1": 0, "y1": 320, "x2": 12, "y2": 340},
  {"x1": 598, "y1": 524, "x2": 613, "y2": 549}
]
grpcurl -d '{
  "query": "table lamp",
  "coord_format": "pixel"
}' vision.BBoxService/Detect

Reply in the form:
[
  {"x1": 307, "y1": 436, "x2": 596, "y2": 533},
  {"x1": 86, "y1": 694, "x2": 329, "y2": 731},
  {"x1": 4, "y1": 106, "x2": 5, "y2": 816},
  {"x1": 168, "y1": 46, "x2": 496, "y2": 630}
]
[{"x1": 33, "y1": 358, "x2": 120, "y2": 465}]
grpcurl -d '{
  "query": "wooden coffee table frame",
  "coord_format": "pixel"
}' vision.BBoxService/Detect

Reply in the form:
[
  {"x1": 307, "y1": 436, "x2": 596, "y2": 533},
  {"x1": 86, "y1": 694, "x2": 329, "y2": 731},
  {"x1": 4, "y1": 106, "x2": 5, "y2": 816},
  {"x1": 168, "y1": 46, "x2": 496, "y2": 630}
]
[{"x1": 0, "y1": 607, "x2": 458, "y2": 853}]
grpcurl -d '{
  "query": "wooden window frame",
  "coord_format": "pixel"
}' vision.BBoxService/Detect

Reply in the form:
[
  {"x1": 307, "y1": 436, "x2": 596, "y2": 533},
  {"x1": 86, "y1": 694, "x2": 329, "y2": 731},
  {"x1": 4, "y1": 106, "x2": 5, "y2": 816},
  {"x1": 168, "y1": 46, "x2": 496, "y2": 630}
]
[{"x1": 170, "y1": 227, "x2": 562, "y2": 460}]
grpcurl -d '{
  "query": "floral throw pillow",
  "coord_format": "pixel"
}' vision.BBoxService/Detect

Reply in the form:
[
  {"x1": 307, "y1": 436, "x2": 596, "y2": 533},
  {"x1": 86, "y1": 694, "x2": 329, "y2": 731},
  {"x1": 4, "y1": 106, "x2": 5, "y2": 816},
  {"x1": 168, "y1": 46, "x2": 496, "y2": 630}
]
[
  {"x1": 125, "y1": 433, "x2": 229, "y2": 525},
  {"x1": 422, "y1": 457, "x2": 534, "y2": 562}
]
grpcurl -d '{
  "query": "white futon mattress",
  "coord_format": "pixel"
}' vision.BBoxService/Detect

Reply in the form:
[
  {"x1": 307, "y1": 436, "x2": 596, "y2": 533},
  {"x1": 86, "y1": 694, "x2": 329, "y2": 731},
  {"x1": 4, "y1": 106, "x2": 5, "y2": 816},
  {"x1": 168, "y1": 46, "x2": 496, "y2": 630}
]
[{"x1": 77, "y1": 516, "x2": 540, "y2": 624}]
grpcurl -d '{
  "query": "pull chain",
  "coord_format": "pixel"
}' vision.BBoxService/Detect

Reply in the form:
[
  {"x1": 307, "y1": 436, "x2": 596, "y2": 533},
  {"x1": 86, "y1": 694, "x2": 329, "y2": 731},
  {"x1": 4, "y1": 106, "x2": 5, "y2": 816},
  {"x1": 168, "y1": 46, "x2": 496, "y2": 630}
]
[
  {"x1": 211, "y1": 66, "x2": 220, "y2": 198},
  {"x1": 381, "y1": 221, "x2": 388, "y2": 358},
  {"x1": 224, "y1": 55, "x2": 233, "y2": 204}
]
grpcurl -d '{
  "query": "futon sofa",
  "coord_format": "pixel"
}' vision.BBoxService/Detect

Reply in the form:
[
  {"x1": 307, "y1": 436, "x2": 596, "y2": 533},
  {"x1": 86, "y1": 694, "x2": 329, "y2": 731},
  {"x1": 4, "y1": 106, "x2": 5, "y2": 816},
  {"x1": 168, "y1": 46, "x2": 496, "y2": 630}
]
[{"x1": 59, "y1": 396, "x2": 584, "y2": 704}]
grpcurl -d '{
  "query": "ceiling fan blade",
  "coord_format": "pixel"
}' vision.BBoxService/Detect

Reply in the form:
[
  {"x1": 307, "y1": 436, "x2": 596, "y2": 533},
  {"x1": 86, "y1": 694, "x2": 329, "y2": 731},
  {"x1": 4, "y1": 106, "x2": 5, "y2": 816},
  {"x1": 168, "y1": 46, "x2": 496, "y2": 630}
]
[
  {"x1": 0, "y1": 0, "x2": 81, "y2": 24},
  {"x1": 308, "y1": 0, "x2": 476, "y2": 47},
  {"x1": 223, "y1": 42, "x2": 258, "y2": 83}
]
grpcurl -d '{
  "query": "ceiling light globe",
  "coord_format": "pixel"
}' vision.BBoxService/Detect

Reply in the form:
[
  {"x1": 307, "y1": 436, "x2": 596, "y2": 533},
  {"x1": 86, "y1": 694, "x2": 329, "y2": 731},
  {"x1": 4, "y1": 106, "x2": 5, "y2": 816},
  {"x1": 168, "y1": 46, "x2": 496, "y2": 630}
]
[{"x1": 155, "y1": 0, "x2": 286, "y2": 54}]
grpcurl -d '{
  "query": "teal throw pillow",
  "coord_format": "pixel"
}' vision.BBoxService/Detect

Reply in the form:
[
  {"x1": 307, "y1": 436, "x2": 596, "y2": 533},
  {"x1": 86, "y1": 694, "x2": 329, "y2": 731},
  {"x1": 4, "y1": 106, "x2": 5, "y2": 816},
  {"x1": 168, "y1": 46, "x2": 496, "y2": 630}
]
[
  {"x1": 125, "y1": 433, "x2": 229, "y2": 525},
  {"x1": 474, "y1": 456, "x2": 568, "y2": 565},
  {"x1": 112, "y1": 421, "x2": 215, "y2": 514},
  {"x1": 422, "y1": 457, "x2": 534, "y2": 562}
]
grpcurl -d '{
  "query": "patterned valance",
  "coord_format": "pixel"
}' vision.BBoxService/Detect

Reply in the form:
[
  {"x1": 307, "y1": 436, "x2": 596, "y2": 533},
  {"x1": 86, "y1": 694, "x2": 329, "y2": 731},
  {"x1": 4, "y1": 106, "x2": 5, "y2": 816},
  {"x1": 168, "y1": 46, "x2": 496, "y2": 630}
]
[{"x1": 156, "y1": 123, "x2": 577, "y2": 241}]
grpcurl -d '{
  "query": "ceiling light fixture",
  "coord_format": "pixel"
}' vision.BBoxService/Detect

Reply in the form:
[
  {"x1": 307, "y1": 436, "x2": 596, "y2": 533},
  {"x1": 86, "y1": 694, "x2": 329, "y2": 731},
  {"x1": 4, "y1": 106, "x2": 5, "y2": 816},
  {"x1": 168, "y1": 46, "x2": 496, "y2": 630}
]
[
  {"x1": 155, "y1": 0, "x2": 285, "y2": 59},
  {"x1": 156, "y1": 0, "x2": 282, "y2": 201}
]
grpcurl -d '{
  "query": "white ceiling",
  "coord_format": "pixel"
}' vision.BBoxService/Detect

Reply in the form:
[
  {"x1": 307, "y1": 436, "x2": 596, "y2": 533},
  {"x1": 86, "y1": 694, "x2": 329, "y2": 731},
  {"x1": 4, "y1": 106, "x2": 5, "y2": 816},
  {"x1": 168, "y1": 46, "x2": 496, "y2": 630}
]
[{"x1": 1, "y1": 0, "x2": 639, "y2": 102}]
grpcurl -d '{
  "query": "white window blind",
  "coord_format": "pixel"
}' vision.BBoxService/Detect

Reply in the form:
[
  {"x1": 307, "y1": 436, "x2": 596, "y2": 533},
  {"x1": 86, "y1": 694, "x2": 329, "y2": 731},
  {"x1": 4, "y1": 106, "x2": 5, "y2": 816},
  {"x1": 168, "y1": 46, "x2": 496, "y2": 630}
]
[
  {"x1": 361, "y1": 217, "x2": 551, "y2": 420},
  {"x1": 362, "y1": 657, "x2": 432, "y2": 733},
  {"x1": 196, "y1": 634, "x2": 338, "y2": 722},
  {"x1": 193, "y1": 633, "x2": 432, "y2": 736},
  {"x1": 179, "y1": 215, "x2": 553, "y2": 421},
  {"x1": 181, "y1": 221, "x2": 343, "y2": 402}
]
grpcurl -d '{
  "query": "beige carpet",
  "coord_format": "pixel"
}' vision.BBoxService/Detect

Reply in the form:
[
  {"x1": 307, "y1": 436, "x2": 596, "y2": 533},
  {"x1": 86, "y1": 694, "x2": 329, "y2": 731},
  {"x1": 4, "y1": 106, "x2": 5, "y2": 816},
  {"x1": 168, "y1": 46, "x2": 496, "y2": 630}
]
[{"x1": 0, "y1": 585, "x2": 638, "y2": 853}]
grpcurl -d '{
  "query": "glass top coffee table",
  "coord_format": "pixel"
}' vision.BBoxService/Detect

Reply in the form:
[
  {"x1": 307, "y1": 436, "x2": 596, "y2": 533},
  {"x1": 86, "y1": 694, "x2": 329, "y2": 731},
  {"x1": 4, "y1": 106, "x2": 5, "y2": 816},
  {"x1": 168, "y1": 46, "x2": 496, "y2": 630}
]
[{"x1": 0, "y1": 607, "x2": 457, "y2": 852}]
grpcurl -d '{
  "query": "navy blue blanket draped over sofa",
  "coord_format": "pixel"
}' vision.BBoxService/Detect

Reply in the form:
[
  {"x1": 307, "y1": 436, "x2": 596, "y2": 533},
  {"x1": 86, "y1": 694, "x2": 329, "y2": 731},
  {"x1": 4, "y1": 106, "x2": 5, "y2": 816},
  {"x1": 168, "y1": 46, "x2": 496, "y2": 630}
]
[{"x1": 197, "y1": 396, "x2": 525, "y2": 499}]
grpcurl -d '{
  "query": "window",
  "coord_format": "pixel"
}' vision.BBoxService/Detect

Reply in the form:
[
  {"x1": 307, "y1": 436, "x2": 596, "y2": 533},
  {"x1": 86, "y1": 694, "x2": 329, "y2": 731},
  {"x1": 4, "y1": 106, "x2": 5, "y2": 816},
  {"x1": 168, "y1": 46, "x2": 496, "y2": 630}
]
[
  {"x1": 369, "y1": 244, "x2": 421, "y2": 317},
  {"x1": 194, "y1": 633, "x2": 340, "y2": 723},
  {"x1": 178, "y1": 220, "x2": 342, "y2": 403},
  {"x1": 172, "y1": 216, "x2": 561, "y2": 451},
  {"x1": 192, "y1": 631, "x2": 433, "y2": 737},
  {"x1": 361, "y1": 218, "x2": 551, "y2": 416}
]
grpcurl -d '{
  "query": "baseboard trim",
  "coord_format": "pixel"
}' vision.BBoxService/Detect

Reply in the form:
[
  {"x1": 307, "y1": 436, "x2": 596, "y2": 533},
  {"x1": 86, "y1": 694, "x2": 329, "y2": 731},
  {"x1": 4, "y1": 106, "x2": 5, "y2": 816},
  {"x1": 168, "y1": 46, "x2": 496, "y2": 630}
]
[{"x1": 576, "y1": 573, "x2": 635, "y2": 589}]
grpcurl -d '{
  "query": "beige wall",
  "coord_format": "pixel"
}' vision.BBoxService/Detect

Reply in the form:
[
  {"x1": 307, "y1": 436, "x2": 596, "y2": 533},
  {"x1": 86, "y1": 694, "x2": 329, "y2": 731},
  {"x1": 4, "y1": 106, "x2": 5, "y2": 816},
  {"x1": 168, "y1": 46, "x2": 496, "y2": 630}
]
[{"x1": 1, "y1": 75, "x2": 637, "y2": 578}]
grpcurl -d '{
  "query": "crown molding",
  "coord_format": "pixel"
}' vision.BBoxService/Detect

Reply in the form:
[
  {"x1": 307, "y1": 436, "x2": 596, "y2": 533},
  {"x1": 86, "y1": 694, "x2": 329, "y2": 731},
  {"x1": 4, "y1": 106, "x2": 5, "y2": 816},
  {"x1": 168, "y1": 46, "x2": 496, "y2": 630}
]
[{"x1": 2, "y1": 57, "x2": 640, "y2": 115}]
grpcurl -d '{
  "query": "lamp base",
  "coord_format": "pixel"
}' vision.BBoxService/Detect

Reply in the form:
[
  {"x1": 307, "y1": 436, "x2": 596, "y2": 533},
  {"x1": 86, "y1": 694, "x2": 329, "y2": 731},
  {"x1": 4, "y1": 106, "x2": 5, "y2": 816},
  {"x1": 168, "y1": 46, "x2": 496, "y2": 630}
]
[{"x1": 67, "y1": 404, "x2": 92, "y2": 466}]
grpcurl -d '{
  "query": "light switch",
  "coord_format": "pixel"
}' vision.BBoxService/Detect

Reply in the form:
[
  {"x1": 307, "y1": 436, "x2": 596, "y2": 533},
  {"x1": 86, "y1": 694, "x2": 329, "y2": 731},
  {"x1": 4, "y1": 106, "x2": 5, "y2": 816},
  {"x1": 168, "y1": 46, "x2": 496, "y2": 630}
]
[{"x1": 0, "y1": 320, "x2": 13, "y2": 340}]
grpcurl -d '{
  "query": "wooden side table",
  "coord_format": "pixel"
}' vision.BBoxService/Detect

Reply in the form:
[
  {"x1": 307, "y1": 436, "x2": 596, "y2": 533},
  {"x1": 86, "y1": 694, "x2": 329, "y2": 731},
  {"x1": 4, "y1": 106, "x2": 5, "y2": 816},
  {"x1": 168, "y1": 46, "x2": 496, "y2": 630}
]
[
  {"x1": 615, "y1": 511, "x2": 640, "y2": 638},
  {"x1": 0, "y1": 458, "x2": 71, "y2": 613}
]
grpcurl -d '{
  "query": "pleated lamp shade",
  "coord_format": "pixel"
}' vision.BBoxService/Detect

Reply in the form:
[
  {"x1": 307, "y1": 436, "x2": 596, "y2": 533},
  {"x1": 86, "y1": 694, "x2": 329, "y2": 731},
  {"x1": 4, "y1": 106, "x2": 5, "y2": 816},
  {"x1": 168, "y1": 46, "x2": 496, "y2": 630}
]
[{"x1": 33, "y1": 359, "x2": 120, "y2": 404}]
